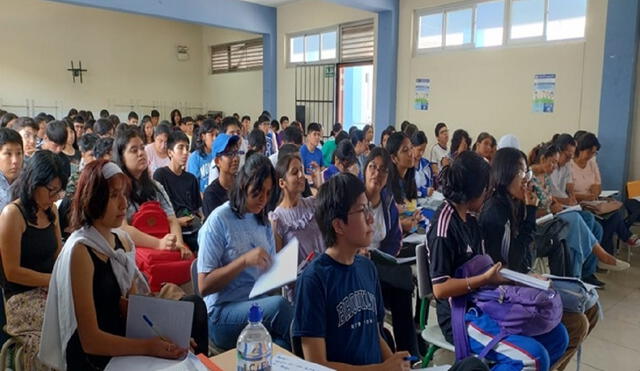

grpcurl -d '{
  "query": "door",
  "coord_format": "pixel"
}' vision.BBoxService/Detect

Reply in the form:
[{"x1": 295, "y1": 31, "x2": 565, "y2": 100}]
[{"x1": 336, "y1": 62, "x2": 373, "y2": 131}]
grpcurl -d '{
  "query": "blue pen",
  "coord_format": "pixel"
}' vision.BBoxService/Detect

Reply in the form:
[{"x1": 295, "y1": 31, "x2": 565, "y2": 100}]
[
  {"x1": 404, "y1": 356, "x2": 419, "y2": 362},
  {"x1": 143, "y1": 314, "x2": 167, "y2": 341}
]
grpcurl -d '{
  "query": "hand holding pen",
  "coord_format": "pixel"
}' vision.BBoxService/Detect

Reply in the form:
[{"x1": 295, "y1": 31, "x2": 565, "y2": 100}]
[{"x1": 142, "y1": 314, "x2": 185, "y2": 359}]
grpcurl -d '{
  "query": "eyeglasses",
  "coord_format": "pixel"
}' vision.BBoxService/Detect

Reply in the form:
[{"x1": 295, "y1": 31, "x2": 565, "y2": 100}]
[
  {"x1": 348, "y1": 204, "x2": 373, "y2": 218},
  {"x1": 367, "y1": 163, "x2": 388, "y2": 175},
  {"x1": 44, "y1": 184, "x2": 65, "y2": 199},
  {"x1": 220, "y1": 150, "x2": 239, "y2": 158},
  {"x1": 518, "y1": 169, "x2": 533, "y2": 181}
]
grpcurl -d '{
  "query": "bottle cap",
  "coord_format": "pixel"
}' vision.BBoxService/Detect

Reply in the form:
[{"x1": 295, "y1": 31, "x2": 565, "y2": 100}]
[{"x1": 248, "y1": 303, "x2": 263, "y2": 323}]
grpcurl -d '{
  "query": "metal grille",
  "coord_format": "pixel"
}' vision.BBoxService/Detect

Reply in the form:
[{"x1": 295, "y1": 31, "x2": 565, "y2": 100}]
[
  {"x1": 340, "y1": 20, "x2": 375, "y2": 62},
  {"x1": 295, "y1": 64, "x2": 335, "y2": 137},
  {"x1": 211, "y1": 38, "x2": 263, "y2": 74}
]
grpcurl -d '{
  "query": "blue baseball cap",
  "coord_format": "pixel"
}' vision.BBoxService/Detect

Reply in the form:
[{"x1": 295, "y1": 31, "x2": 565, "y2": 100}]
[{"x1": 212, "y1": 134, "x2": 240, "y2": 157}]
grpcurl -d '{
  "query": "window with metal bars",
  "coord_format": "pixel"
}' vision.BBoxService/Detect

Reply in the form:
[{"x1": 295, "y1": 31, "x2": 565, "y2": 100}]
[
  {"x1": 340, "y1": 20, "x2": 375, "y2": 62},
  {"x1": 210, "y1": 38, "x2": 263, "y2": 74}
]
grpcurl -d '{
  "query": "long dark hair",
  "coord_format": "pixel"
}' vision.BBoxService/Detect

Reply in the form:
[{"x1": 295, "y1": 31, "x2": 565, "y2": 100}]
[
  {"x1": 363, "y1": 147, "x2": 392, "y2": 190},
  {"x1": 439, "y1": 151, "x2": 490, "y2": 204},
  {"x1": 229, "y1": 154, "x2": 276, "y2": 225},
  {"x1": 112, "y1": 126, "x2": 160, "y2": 206},
  {"x1": 11, "y1": 150, "x2": 69, "y2": 224},
  {"x1": 270, "y1": 153, "x2": 302, "y2": 211},
  {"x1": 528, "y1": 142, "x2": 559, "y2": 165},
  {"x1": 194, "y1": 119, "x2": 218, "y2": 156},
  {"x1": 385, "y1": 132, "x2": 417, "y2": 203},
  {"x1": 487, "y1": 147, "x2": 528, "y2": 234},
  {"x1": 170, "y1": 109, "x2": 182, "y2": 127}
]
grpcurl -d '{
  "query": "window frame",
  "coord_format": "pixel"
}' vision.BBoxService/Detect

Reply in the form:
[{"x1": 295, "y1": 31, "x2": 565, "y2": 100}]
[
  {"x1": 414, "y1": 0, "x2": 587, "y2": 56},
  {"x1": 210, "y1": 37, "x2": 263, "y2": 75},
  {"x1": 286, "y1": 26, "x2": 339, "y2": 67}
]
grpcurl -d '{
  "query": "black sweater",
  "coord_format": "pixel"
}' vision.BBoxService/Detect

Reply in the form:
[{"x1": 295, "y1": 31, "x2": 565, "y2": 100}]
[{"x1": 478, "y1": 194, "x2": 538, "y2": 273}]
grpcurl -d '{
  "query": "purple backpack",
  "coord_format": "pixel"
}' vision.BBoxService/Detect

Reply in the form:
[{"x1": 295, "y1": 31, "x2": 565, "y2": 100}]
[{"x1": 451, "y1": 255, "x2": 563, "y2": 361}]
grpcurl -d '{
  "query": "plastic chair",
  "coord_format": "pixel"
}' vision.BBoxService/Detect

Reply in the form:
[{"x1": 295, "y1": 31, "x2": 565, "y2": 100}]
[{"x1": 415, "y1": 243, "x2": 455, "y2": 366}]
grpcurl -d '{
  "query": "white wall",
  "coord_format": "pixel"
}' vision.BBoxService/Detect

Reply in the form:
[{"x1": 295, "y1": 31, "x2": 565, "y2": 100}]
[
  {"x1": 276, "y1": 0, "x2": 374, "y2": 121},
  {"x1": 395, "y1": 0, "x2": 608, "y2": 154},
  {"x1": 0, "y1": 0, "x2": 208, "y2": 120},
  {"x1": 201, "y1": 28, "x2": 263, "y2": 119}
]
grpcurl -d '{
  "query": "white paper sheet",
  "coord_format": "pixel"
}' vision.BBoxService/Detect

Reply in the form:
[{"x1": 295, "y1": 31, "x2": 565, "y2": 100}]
[
  {"x1": 543, "y1": 274, "x2": 599, "y2": 291},
  {"x1": 556, "y1": 204, "x2": 582, "y2": 215},
  {"x1": 500, "y1": 268, "x2": 551, "y2": 290},
  {"x1": 370, "y1": 248, "x2": 417, "y2": 265},
  {"x1": 536, "y1": 213, "x2": 554, "y2": 225},
  {"x1": 249, "y1": 238, "x2": 299, "y2": 299},
  {"x1": 106, "y1": 352, "x2": 208, "y2": 371},
  {"x1": 403, "y1": 233, "x2": 426, "y2": 244},
  {"x1": 599, "y1": 190, "x2": 619, "y2": 198},
  {"x1": 413, "y1": 366, "x2": 451, "y2": 371},
  {"x1": 126, "y1": 295, "x2": 193, "y2": 349},
  {"x1": 272, "y1": 354, "x2": 335, "y2": 371}
]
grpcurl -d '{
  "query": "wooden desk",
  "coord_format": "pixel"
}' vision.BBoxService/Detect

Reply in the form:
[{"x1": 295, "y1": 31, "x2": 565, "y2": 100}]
[{"x1": 209, "y1": 344, "x2": 295, "y2": 370}]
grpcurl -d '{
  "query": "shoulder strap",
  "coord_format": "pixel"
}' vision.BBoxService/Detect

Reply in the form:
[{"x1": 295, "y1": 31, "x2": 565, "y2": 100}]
[{"x1": 451, "y1": 295, "x2": 472, "y2": 360}]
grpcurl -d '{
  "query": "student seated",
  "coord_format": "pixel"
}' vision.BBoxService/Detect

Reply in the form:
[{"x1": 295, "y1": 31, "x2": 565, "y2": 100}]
[
  {"x1": 571, "y1": 133, "x2": 640, "y2": 252},
  {"x1": 255, "y1": 116, "x2": 278, "y2": 157},
  {"x1": 197, "y1": 154, "x2": 293, "y2": 350},
  {"x1": 293, "y1": 173, "x2": 411, "y2": 370},
  {"x1": 153, "y1": 131, "x2": 203, "y2": 253},
  {"x1": 170, "y1": 109, "x2": 182, "y2": 127},
  {"x1": 207, "y1": 116, "x2": 242, "y2": 185},
  {"x1": 145, "y1": 123, "x2": 171, "y2": 175},
  {"x1": 41, "y1": 120, "x2": 71, "y2": 175},
  {"x1": 62, "y1": 121, "x2": 81, "y2": 165},
  {"x1": 13, "y1": 117, "x2": 38, "y2": 163},
  {"x1": 94, "y1": 136, "x2": 114, "y2": 161},
  {"x1": 270, "y1": 153, "x2": 325, "y2": 301},
  {"x1": 38, "y1": 161, "x2": 187, "y2": 370},
  {"x1": 139, "y1": 116, "x2": 154, "y2": 145},
  {"x1": 363, "y1": 148, "x2": 419, "y2": 357},
  {"x1": 411, "y1": 130, "x2": 435, "y2": 197},
  {"x1": 479, "y1": 148, "x2": 599, "y2": 371},
  {"x1": 0, "y1": 151, "x2": 67, "y2": 370},
  {"x1": 113, "y1": 127, "x2": 192, "y2": 258},
  {"x1": 202, "y1": 134, "x2": 240, "y2": 218},
  {"x1": 472, "y1": 132, "x2": 496, "y2": 162},
  {"x1": 178, "y1": 116, "x2": 195, "y2": 147},
  {"x1": 386, "y1": 132, "x2": 420, "y2": 233},
  {"x1": 322, "y1": 140, "x2": 359, "y2": 182},
  {"x1": 380, "y1": 126, "x2": 395, "y2": 149},
  {"x1": 0, "y1": 128, "x2": 24, "y2": 211},
  {"x1": 186, "y1": 118, "x2": 218, "y2": 195},
  {"x1": 350, "y1": 129, "x2": 368, "y2": 171},
  {"x1": 321, "y1": 123, "x2": 342, "y2": 167},
  {"x1": 94, "y1": 118, "x2": 115, "y2": 138},
  {"x1": 428, "y1": 151, "x2": 569, "y2": 371},
  {"x1": 429, "y1": 122, "x2": 449, "y2": 173},
  {"x1": 300, "y1": 122, "x2": 324, "y2": 186},
  {"x1": 362, "y1": 124, "x2": 375, "y2": 152},
  {"x1": 127, "y1": 111, "x2": 139, "y2": 126},
  {"x1": 270, "y1": 125, "x2": 303, "y2": 167},
  {"x1": 247, "y1": 128, "x2": 267, "y2": 156},
  {"x1": 529, "y1": 143, "x2": 628, "y2": 279},
  {"x1": 450, "y1": 129, "x2": 471, "y2": 159}
]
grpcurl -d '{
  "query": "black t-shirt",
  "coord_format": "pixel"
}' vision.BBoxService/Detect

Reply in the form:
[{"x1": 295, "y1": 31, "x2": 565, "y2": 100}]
[
  {"x1": 426, "y1": 201, "x2": 484, "y2": 343},
  {"x1": 202, "y1": 178, "x2": 229, "y2": 219},
  {"x1": 152, "y1": 167, "x2": 201, "y2": 217}
]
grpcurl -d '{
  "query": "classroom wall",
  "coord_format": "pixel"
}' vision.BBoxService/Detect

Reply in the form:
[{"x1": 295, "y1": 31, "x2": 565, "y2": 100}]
[
  {"x1": 395, "y1": 0, "x2": 608, "y2": 154},
  {"x1": 201, "y1": 28, "x2": 264, "y2": 119},
  {"x1": 276, "y1": 0, "x2": 374, "y2": 121},
  {"x1": 0, "y1": 0, "x2": 206, "y2": 120},
  {"x1": 630, "y1": 50, "x2": 640, "y2": 182}
]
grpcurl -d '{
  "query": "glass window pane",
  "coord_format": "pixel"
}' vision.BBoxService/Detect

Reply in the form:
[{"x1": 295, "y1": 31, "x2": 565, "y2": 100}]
[
  {"x1": 547, "y1": 0, "x2": 586, "y2": 40},
  {"x1": 418, "y1": 13, "x2": 443, "y2": 49},
  {"x1": 305, "y1": 34, "x2": 320, "y2": 62},
  {"x1": 510, "y1": 0, "x2": 545, "y2": 39},
  {"x1": 290, "y1": 36, "x2": 303, "y2": 63},
  {"x1": 446, "y1": 8, "x2": 472, "y2": 46},
  {"x1": 320, "y1": 31, "x2": 336, "y2": 60},
  {"x1": 475, "y1": 0, "x2": 504, "y2": 47}
]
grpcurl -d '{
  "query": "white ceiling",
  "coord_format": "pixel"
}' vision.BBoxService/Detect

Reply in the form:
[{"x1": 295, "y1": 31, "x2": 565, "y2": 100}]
[{"x1": 240, "y1": 0, "x2": 298, "y2": 7}]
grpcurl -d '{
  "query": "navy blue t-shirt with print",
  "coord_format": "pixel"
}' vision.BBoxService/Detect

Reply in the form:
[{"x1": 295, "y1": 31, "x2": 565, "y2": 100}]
[{"x1": 293, "y1": 253, "x2": 385, "y2": 365}]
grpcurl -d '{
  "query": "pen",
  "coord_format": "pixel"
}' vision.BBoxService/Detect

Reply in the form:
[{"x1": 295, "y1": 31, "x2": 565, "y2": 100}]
[
  {"x1": 404, "y1": 356, "x2": 419, "y2": 362},
  {"x1": 297, "y1": 251, "x2": 315, "y2": 273},
  {"x1": 143, "y1": 314, "x2": 167, "y2": 341}
]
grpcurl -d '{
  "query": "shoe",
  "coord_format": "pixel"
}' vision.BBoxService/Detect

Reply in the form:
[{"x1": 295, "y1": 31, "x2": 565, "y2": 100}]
[
  {"x1": 583, "y1": 274, "x2": 606, "y2": 287},
  {"x1": 598, "y1": 258, "x2": 631, "y2": 271},
  {"x1": 626, "y1": 235, "x2": 640, "y2": 248},
  {"x1": 596, "y1": 267, "x2": 608, "y2": 273}
]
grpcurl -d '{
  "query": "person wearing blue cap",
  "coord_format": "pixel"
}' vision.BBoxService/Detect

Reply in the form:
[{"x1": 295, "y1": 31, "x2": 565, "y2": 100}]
[{"x1": 202, "y1": 133, "x2": 240, "y2": 218}]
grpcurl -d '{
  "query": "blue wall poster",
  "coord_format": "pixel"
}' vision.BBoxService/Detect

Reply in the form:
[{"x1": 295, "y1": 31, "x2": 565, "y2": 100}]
[
  {"x1": 414, "y1": 78, "x2": 430, "y2": 111},
  {"x1": 533, "y1": 73, "x2": 556, "y2": 113}
]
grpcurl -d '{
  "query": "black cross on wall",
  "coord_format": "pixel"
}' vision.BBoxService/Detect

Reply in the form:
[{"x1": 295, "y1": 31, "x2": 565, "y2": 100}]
[{"x1": 67, "y1": 60, "x2": 88, "y2": 83}]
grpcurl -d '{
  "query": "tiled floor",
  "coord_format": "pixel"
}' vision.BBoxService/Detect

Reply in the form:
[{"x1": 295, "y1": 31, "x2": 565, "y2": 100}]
[{"x1": 428, "y1": 242, "x2": 640, "y2": 371}]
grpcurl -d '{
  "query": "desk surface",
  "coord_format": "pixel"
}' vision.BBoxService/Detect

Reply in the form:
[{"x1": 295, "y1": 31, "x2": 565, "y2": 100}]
[{"x1": 209, "y1": 344, "x2": 294, "y2": 369}]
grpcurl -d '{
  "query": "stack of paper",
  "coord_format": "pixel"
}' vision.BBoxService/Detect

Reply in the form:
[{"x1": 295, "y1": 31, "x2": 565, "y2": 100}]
[
  {"x1": 272, "y1": 354, "x2": 335, "y2": 370},
  {"x1": 106, "y1": 353, "x2": 209, "y2": 371},
  {"x1": 543, "y1": 274, "x2": 599, "y2": 291},
  {"x1": 599, "y1": 190, "x2": 618, "y2": 198},
  {"x1": 249, "y1": 238, "x2": 299, "y2": 299},
  {"x1": 126, "y1": 295, "x2": 194, "y2": 349},
  {"x1": 403, "y1": 233, "x2": 425, "y2": 244},
  {"x1": 500, "y1": 268, "x2": 551, "y2": 290}
]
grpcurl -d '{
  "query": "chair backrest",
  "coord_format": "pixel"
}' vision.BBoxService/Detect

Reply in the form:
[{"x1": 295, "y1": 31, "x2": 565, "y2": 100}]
[
  {"x1": 290, "y1": 320, "x2": 304, "y2": 358},
  {"x1": 415, "y1": 242, "x2": 433, "y2": 299},
  {"x1": 190, "y1": 259, "x2": 200, "y2": 297},
  {"x1": 628, "y1": 180, "x2": 640, "y2": 199}
]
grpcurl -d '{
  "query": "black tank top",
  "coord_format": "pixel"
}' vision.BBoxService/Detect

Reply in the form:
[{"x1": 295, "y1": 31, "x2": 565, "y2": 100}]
[
  {"x1": 0, "y1": 203, "x2": 57, "y2": 299},
  {"x1": 66, "y1": 234, "x2": 128, "y2": 371}
]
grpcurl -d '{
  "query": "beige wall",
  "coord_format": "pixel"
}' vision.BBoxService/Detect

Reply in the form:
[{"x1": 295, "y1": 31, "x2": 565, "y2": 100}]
[
  {"x1": 395, "y1": 0, "x2": 608, "y2": 154},
  {"x1": 0, "y1": 0, "x2": 206, "y2": 121},
  {"x1": 201, "y1": 28, "x2": 263, "y2": 118},
  {"x1": 276, "y1": 0, "x2": 374, "y2": 120}
]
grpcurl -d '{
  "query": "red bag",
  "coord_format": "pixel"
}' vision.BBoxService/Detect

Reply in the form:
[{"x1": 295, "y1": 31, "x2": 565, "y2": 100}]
[{"x1": 131, "y1": 201, "x2": 193, "y2": 292}]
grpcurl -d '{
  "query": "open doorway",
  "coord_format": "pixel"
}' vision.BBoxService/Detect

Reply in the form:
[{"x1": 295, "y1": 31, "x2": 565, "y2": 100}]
[{"x1": 337, "y1": 62, "x2": 373, "y2": 131}]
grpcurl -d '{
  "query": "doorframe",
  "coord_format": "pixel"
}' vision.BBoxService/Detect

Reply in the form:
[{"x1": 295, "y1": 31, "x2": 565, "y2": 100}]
[{"x1": 335, "y1": 60, "x2": 374, "y2": 130}]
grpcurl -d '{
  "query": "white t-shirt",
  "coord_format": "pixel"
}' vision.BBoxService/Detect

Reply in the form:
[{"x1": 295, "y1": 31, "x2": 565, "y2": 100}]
[
  {"x1": 368, "y1": 202, "x2": 387, "y2": 251},
  {"x1": 145, "y1": 143, "x2": 170, "y2": 176},
  {"x1": 429, "y1": 143, "x2": 449, "y2": 167},
  {"x1": 550, "y1": 164, "x2": 572, "y2": 199}
]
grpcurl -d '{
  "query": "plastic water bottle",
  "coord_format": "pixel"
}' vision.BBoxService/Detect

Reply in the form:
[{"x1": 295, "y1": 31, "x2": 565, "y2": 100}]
[{"x1": 236, "y1": 303, "x2": 273, "y2": 371}]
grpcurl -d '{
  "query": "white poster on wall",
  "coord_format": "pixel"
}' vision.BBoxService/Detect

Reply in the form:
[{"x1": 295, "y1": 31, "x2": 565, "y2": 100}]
[
  {"x1": 414, "y1": 78, "x2": 430, "y2": 111},
  {"x1": 532, "y1": 74, "x2": 556, "y2": 113}
]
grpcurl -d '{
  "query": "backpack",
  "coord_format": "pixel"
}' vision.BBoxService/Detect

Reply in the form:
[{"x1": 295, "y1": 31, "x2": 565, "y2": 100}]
[
  {"x1": 451, "y1": 255, "x2": 563, "y2": 361},
  {"x1": 131, "y1": 201, "x2": 193, "y2": 292}
]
